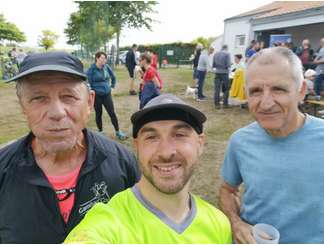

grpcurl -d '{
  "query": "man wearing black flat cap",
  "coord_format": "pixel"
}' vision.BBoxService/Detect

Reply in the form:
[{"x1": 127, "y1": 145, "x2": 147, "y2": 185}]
[
  {"x1": 65, "y1": 94, "x2": 232, "y2": 244},
  {"x1": 0, "y1": 52, "x2": 140, "y2": 243}
]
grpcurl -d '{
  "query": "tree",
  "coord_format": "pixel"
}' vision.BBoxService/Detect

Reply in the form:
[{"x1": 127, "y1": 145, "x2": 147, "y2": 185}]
[
  {"x1": 0, "y1": 14, "x2": 26, "y2": 43},
  {"x1": 192, "y1": 36, "x2": 216, "y2": 49},
  {"x1": 38, "y1": 30, "x2": 59, "y2": 50},
  {"x1": 65, "y1": 2, "x2": 115, "y2": 55},
  {"x1": 65, "y1": 1, "x2": 158, "y2": 58},
  {"x1": 107, "y1": 1, "x2": 157, "y2": 64}
]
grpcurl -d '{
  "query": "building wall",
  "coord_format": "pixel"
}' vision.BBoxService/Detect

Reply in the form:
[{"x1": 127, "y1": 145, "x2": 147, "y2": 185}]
[
  {"x1": 223, "y1": 16, "x2": 253, "y2": 59},
  {"x1": 210, "y1": 35, "x2": 223, "y2": 52}
]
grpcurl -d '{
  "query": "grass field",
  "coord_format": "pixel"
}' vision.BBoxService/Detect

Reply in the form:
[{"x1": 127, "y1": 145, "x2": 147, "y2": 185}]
[{"x1": 0, "y1": 66, "x2": 253, "y2": 206}]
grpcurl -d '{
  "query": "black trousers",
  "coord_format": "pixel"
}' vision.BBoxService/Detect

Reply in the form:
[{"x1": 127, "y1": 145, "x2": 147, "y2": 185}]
[
  {"x1": 94, "y1": 92, "x2": 119, "y2": 132},
  {"x1": 214, "y1": 73, "x2": 230, "y2": 106}
]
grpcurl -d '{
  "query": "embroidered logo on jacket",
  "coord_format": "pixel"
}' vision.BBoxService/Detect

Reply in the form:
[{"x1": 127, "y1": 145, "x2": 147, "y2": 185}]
[{"x1": 78, "y1": 181, "x2": 110, "y2": 215}]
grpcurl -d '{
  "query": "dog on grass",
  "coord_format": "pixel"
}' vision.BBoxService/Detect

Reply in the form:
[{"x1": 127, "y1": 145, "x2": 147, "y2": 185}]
[{"x1": 185, "y1": 85, "x2": 197, "y2": 99}]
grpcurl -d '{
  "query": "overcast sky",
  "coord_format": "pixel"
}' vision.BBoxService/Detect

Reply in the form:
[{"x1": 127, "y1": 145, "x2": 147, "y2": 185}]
[{"x1": 1, "y1": 0, "x2": 273, "y2": 49}]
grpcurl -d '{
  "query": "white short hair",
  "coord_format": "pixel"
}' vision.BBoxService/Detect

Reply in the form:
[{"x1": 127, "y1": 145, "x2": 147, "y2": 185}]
[{"x1": 246, "y1": 47, "x2": 304, "y2": 90}]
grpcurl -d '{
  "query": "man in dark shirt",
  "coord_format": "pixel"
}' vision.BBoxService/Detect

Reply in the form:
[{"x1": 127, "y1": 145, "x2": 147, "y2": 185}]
[
  {"x1": 126, "y1": 44, "x2": 138, "y2": 95},
  {"x1": 0, "y1": 51, "x2": 140, "y2": 243}
]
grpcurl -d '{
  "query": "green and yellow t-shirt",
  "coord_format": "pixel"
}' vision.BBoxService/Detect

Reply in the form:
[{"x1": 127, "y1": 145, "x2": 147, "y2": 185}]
[{"x1": 65, "y1": 187, "x2": 232, "y2": 244}]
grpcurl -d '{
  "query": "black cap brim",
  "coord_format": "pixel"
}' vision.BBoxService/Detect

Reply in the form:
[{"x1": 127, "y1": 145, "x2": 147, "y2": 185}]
[{"x1": 6, "y1": 64, "x2": 87, "y2": 83}]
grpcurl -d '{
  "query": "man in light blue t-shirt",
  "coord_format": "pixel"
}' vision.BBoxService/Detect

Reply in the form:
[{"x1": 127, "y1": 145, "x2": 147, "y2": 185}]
[{"x1": 219, "y1": 47, "x2": 324, "y2": 243}]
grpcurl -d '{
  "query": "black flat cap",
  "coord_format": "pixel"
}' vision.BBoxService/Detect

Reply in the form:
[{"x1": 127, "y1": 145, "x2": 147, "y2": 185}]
[
  {"x1": 6, "y1": 51, "x2": 87, "y2": 82},
  {"x1": 131, "y1": 94, "x2": 207, "y2": 138}
]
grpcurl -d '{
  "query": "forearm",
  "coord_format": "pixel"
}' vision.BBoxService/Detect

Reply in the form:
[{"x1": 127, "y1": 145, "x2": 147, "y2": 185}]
[
  {"x1": 314, "y1": 58, "x2": 324, "y2": 64},
  {"x1": 152, "y1": 77, "x2": 160, "y2": 88},
  {"x1": 219, "y1": 185, "x2": 242, "y2": 226},
  {"x1": 219, "y1": 182, "x2": 255, "y2": 243}
]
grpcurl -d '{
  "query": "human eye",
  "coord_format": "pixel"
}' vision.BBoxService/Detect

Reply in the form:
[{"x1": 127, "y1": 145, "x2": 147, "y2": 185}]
[
  {"x1": 62, "y1": 94, "x2": 78, "y2": 102},
  {"x1": 30, "y1": 95, "x2": 46, "y2": 103},
  {"x1": 143, "y1": 133, "x2": 158, "y2": 141},
  {"x1": 272, "y1": 86, "x2": 288, "y2": 93},
  {"x1": 248, "y1": 87, "x2": 262, "y2": 96},
  {"x1": 174, "y1": 129, "x2": 190, "y2": 138}
]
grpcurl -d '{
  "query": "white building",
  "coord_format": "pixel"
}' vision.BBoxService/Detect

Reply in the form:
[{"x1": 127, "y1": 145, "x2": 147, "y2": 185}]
[{"x1": 221, "y1": 1, "x2": 324, "y2": 57}]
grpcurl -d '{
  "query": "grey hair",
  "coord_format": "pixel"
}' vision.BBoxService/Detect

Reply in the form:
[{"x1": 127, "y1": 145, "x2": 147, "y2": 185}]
[{"x1": 246, "y1": 47, "x2": 304, "y2": 90}]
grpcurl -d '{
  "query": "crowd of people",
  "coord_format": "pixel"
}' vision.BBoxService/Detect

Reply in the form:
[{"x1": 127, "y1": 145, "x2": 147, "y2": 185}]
[
  {"x1": 1, "y1": 41, "x2": 324, "y2": 243},
  {"x1": 189, "y1": 37, "x2": 324, "y2": 111},
  {"x1": 0, "y1": 47, "x2": 27, "y2": 80}
]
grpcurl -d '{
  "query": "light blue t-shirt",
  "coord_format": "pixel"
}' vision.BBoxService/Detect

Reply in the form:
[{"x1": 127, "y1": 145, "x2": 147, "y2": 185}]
[{"x1": 221, "y1": 115, "x2": 324, "y2": 243}]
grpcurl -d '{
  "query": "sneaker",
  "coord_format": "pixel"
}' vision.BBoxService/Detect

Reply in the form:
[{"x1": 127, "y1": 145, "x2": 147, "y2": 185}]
[
  {"x1": 116, "y1": 131, "x2": 128, "y2": 140},
  {"x1": 197, "y1": 97, "x2": 207, "y2": 101},
  {"x1": 98, "y1": 131, "x2": 107, "y2": 137},
  {"x1": 129, "y1": 90, "x2": 137, "y2": 96}
]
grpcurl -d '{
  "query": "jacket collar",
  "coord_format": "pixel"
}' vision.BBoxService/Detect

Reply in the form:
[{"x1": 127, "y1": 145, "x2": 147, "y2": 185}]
[{"x1": 13, "y1": 129, "x2": 107, "y2": 187}]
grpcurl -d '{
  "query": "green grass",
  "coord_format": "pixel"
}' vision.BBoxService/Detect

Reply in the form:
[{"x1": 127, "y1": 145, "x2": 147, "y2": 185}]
[{"x1": 0, "y1": 66, "x2": 253, "y2": 205}]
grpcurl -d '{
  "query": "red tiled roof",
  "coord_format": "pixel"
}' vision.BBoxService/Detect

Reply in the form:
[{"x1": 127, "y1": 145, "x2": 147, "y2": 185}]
[{"x1": 231, "y1": 1, "x2": 324, "y2": 19}]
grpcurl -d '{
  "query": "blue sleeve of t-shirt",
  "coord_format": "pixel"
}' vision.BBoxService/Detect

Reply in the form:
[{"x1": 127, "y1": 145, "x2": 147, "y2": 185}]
[
  {"x1": 221, "y1": 135, "x2": 243, "y2": 187},
  {"x1": 246, "y1": 49, "x2": 256, "y2": 58}
]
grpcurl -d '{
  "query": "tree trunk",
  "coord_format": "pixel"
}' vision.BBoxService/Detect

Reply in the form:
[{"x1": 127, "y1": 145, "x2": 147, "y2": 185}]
[{"x1": 115, "y1": 29, "x2": 120, "y2": 65}]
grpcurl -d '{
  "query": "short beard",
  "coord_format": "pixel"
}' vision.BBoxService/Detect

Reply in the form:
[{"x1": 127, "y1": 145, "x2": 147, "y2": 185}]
[{"x1": 140, "y1": 157, "x2": 196, "y2": 195}]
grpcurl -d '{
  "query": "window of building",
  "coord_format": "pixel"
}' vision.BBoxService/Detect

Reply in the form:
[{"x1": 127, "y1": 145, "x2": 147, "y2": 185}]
[{"x1": 235, "y1": 35, "x2": 246, "y2": 47}]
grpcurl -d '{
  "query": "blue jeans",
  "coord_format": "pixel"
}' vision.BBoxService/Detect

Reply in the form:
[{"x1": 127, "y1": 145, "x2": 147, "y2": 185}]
[
  {"x1": 314, "y1": 74, "x2": 324, "y2": 96},
  {"x1": 214, "y1": 73, "x2": 230, "y2": 105},
  {"x1": 197, "y1": 70, "x2": 207, "y2": 98}
]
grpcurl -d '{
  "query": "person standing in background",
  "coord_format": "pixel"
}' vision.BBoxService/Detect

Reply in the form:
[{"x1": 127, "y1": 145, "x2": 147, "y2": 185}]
[
  {"x1": 87, "y1": 51, "x2": 127, "y2": 140},
  {"x1": 213, "y1": 44, "x2": 231, "y2": 109},
  {"x1": 126, "y1": 44, "x2": 138, "y2": 95},
  {"x1": 196, "y1": 46, "x2": 214, "y2": 101}
]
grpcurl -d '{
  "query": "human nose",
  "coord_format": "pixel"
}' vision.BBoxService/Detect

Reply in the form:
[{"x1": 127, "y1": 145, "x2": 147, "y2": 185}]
[
  {"x1": 47, "y1": 100, "x2": 67, "y2": 121},
  {"x1": 157, "y1": 137, "x2": 177, "y2": 161},
  {"x1": 259, "y1": 91, "x2": 275, "y2": 110}
]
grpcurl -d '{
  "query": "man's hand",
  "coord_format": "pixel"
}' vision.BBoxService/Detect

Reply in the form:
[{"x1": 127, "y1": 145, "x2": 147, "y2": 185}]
[
  {"x1": 232, "y1": 219, "x2": 256, "y2": 244},
  {"x1": 219, "y1": 180, "x2": 256, "y2": 244}
]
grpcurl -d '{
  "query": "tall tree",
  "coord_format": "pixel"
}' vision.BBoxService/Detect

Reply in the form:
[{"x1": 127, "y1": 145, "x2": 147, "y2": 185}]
[
  {"x1": 65, "y1": 1, "x2": 157, "y2": 58},
  {"x1": 65, "y1": 2, "x2": 115, "y2": 55},
  {"x1": 0, "y1": 14, "x2": 26, "y2": 43},
  {"x1": 108, "y1": 1, "x2": 157, "y2": 64},
  {"x1": 38, "y1": 30, "x2": 59, "y2": 50}
]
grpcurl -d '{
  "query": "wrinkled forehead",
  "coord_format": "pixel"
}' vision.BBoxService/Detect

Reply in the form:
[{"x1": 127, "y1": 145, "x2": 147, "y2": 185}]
[
  {"x1": 246, "y1": 55, "x2": 294, "y2": 85},
  {"x1": 20, "y1": 71, "x2": 84, "y2": 84},
  {"x1": 18, "y1": 72, "x2": 88, "y2": 95}
]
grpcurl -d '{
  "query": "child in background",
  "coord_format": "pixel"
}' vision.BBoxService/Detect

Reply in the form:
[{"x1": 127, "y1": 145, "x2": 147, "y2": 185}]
[{"x1": 304, "y1": 69, "x2": 316, "y2": 100}]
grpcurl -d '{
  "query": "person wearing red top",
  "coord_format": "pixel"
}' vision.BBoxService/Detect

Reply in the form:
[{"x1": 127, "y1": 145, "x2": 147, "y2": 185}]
[
  {"x1": 139, "y1": 53, "x2": 163, "y2": 108},
  {"x1": 150, "y1": 51, "x2": 158, "y2": 69}
]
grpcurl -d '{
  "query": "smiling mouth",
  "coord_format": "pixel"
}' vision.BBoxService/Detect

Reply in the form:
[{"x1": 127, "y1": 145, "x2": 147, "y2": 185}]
[{"x1": 153, "y1": 163, "x2": 181, "y2": 173}]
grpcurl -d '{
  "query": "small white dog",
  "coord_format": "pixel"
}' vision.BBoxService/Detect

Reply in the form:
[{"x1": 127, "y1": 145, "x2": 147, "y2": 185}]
[{"x1": 185, "y1": 85, "x2": 197, "y2": 99}]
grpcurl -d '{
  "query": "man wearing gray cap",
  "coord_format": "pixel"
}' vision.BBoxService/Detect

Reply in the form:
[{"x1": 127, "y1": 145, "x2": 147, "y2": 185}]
[
  {"x1": 0, "y1": 52, "x2": 140, "y2": 243},
  {"x1": 65, "y1": 94, "x2": 232, "y2": 244}
]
